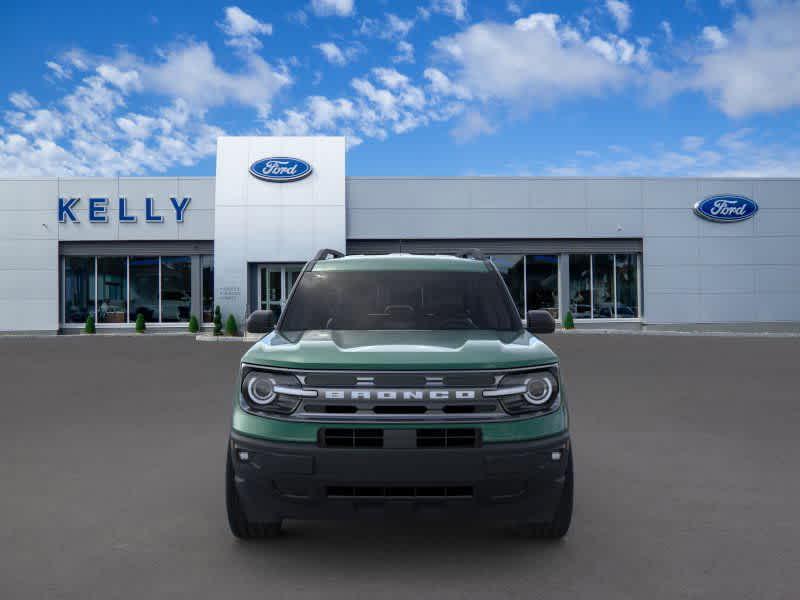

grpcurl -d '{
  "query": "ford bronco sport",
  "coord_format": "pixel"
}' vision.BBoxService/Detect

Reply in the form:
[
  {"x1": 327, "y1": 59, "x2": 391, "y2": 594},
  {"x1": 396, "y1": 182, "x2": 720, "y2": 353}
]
[{"x1": 226, "y1": 249, "x2": 572, "y2": 539}]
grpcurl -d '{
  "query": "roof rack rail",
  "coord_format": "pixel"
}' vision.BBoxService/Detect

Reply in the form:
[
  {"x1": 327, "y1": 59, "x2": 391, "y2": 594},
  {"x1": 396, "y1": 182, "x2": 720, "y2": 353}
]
[
  {"x1": 312, "y1": 248, "x2": 345, "y2": 261},
  {"x1": 457, "y1": 248, "x2": 486, "y2": 261}
]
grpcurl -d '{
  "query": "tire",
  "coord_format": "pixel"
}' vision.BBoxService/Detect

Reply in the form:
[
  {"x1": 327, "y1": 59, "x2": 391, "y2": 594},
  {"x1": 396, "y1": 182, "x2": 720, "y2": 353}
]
[
  {"x1": 226, "y1": 447, "x2": 282, "y2": 540},
  {"x1": 517, "y1": 453, "x2": 573, "y2": 540}
]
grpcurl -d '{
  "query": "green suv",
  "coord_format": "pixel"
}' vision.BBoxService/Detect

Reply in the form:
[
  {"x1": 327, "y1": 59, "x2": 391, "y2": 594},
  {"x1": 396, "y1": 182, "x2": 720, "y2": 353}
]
[{"x1": 226, "y1": 249, "x2": 572, "y2": 539}]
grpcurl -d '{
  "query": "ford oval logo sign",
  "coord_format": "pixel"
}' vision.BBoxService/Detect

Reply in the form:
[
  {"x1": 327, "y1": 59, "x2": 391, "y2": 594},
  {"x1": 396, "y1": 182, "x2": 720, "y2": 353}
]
[
  {"x1": 249, "y1": 157, "x2": 312, "y2": 183},
  {"x1": 693, "y1": 195, "x2": 758, "y2": 223}
]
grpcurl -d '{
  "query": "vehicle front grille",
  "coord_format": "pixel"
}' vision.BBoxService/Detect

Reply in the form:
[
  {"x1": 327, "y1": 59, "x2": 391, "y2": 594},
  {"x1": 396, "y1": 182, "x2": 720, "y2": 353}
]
[
  {"x1": 326, "y1": 485, "x2": 474, "y2": 499},
  {"x1": 320, "y1": 427, "x2": 481, "y2": 449}
]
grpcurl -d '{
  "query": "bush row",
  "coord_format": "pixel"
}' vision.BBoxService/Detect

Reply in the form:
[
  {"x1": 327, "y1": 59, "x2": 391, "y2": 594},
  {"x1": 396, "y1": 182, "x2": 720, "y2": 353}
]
[{"x1": 83, "y1": 305, "x2": 240, "y2": 335}]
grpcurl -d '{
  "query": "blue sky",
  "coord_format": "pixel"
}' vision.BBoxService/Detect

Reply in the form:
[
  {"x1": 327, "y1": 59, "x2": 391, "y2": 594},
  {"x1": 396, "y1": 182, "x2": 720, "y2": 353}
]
[{"x1": 1, "y1": 0, "x2": 798, "y2": 177}]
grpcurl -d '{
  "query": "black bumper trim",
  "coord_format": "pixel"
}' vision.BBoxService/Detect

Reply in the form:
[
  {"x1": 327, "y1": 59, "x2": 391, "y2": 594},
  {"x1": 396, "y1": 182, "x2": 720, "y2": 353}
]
[{"x1": 229, "y1": 430, "x2": 570, "y2": 522}]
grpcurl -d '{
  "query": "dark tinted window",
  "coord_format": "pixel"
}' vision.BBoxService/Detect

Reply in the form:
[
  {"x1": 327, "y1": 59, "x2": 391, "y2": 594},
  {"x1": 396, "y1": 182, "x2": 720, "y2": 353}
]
[{"x1": 280, "y1": 270, "x2": 522, "y2": 332}]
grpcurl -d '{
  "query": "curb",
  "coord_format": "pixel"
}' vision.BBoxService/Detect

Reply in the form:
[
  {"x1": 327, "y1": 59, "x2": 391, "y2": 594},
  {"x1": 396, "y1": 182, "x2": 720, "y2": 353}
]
[{"x1": 556, "y1": 329, "x2": 800, "y2": 338}]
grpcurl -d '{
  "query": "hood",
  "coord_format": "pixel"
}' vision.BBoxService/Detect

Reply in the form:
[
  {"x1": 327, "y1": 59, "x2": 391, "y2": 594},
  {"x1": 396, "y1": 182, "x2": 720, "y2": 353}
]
[{"x1": 241, "y1": 329, "x2": 558, "y2": 371}]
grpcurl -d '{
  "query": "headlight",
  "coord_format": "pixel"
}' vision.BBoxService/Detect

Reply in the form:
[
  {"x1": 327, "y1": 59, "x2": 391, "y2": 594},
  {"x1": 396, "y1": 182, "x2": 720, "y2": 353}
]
[
  {"x1": 240, "y1": 366, "x2": 311, "y2": 414},
  {"x1": 523, "y1": 372, "x2": 556, "y2": 405},
  {"x1": 243, "y1": 372, "x2": 276, "y2": 405},
  {"x1": 489, "y1": 366, "x2": 560, "y2": 415}
]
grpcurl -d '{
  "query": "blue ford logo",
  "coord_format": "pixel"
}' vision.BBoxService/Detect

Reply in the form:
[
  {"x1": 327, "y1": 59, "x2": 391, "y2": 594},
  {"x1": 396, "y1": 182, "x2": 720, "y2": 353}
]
[
  {"x1": 249, "y1": 157, "x2": 312, "y2": 182},
  {"x1": 693, "y1": 195, "x2": 758, "y2": 223}
]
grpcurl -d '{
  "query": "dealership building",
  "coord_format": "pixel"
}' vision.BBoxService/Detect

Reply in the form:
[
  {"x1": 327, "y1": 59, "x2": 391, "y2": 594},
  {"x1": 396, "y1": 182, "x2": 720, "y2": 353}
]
[{"x1": 1, "y1": 135, "x2": 799, "y2": 334}]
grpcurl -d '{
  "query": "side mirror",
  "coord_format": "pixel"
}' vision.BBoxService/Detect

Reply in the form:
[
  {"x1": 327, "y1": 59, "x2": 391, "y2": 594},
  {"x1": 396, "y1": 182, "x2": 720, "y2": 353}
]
[
  {"x1": 246, "y1": 309, "x2": 276, "y2": 334},
  {"x1": 526, "y1": 310, "x2": 556, "y2": 334}
]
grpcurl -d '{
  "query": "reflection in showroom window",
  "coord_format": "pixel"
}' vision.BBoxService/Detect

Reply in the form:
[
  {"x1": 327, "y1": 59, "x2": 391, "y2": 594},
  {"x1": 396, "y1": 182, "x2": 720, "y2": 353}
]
[
  {"x1": 569, "y1": 254, "x2": 592, "y2": 319},
  {"x1": 526, "y1": 255, "x2": 559, "y2": 320},
  {"x1": 161, "y1": 256, "x2": 191, "y2": 322},
  {"x1": 129, "y1": 256, "x2": 159, "y2": 322},
  {"x1": 615, "y1": 254, "x2": 639, "y2": 318},
  {"x1": 97, "y1": 257, "x2": 127, "y2": 323},
  {"x1": 569, "y1": 253, "x2": 640, "y2": 319},
  {"x1": 201, "y1": 255, "x2": 214, "y2": 323},
  {"x1": 64, "y1": 256, "x2": 95, "y2": 323}
]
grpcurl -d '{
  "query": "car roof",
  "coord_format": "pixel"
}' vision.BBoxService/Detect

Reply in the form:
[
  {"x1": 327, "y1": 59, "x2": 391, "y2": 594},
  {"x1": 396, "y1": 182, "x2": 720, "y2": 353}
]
[{"x1": 311, "y1": 253, "x2": 490, "y2": 272}]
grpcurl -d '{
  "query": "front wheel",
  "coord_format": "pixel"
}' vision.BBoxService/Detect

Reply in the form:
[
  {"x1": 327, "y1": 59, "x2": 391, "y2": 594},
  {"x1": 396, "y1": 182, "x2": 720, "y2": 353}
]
[
  {"x1": 517, "y1": 454, "x2": 573, "y2": 540},
  {"x1": 226, "y1": 447, "x2": 282, "y2": 539}
]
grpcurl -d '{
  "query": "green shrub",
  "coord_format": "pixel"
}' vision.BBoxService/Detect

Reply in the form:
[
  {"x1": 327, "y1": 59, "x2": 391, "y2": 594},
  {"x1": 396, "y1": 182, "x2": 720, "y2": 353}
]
[
  {"x1": 563, "y1": 311, "x2": 575, "y2": 330},
  {"x1": 213, "y1": 306, "x2": 222, "y2": 336},
  {"x1": 84, "y1": 314, "x2": 95, "y2": 334},
  {"x1": 225, "y1": 314, "x2": 238, "y2": 337},
  {"x1": 188, "y1": 315, "x2": 199, "y2": 333},
  {"x1": 135, "y1": 313, "x2": 146, "y2": 333}
]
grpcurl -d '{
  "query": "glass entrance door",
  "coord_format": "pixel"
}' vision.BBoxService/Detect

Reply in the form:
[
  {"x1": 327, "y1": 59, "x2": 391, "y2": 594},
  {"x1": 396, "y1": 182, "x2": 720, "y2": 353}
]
[{"x1": 258, "y1": 264, "x2": 303, "y2": 319}]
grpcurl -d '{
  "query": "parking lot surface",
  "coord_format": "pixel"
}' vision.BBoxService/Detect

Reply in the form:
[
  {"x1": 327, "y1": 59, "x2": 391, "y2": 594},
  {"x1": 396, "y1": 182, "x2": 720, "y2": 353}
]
[{"x1": 1, "y1": 334, "x2": 798, "y2": 599}]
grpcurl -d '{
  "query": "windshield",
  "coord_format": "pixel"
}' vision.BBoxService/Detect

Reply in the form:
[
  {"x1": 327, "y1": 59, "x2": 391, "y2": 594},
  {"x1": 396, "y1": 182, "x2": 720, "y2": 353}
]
[{"x1": 280, "y1": 269, "x2": 522, "y2": 332}]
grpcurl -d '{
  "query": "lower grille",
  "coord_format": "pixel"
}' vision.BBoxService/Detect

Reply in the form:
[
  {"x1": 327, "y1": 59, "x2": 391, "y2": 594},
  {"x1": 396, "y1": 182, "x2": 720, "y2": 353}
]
[
  {"x1": 320, "y1": 428, "x2": 480, "y2": 448},
  {"x1": 322, "y1": 428, "x2": 383, "y2": 448},
  {"x1": 417, "y1": 428, "x2": 479, "y2": 448},
  {"x1": 326, "y1": 485, "x2": 474, "y2": 499}
]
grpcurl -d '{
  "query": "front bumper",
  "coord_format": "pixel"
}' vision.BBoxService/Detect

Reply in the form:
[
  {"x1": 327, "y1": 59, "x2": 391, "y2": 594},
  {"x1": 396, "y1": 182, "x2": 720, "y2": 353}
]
[{"x1": 230, "y1": 430, "x2": 570, "y2": 522}]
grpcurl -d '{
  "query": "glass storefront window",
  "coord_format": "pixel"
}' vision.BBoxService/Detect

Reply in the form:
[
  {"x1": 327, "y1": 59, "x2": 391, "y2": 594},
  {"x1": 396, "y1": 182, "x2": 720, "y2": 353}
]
[
  {"x1": 615, "y1": 254, "x2": 639, "y2": 318},
  {"x1": 201, "y1": 255, "x2": 214, "y2": 323},
  {"x1": 491, "y1": 255, "x2": 525, "y2": 317},
  {"x1": 568, "y1": 254, "x2": 591, "y2": 319},
  {"x1": 129, "y1": 256, "x2": 159, "y2": 322},
  {"x1": 97, "y1": 257, "x2": 127, "y2": 323},
  {"x1": 592, "y1": 254, "x2": 614, "y2": 318},
  {"x1": 526, "y1": 255, "x2": 559, "y2": 319},
  {"x1": 64, "y1": 256, "x2": 95, "y2": 324},
  {"x1": 568, "y1": 253, "x2": 640, "y2": 320},
  {"x1": 161, "y1": 256, "x2": 191, "y2": 322}
]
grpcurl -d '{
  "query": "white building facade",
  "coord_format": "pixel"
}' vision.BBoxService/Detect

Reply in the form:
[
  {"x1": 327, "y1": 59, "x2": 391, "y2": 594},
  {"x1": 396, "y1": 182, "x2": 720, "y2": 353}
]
[{"x1": 1, "y1": 136, "x2": 798, "y2": 334}]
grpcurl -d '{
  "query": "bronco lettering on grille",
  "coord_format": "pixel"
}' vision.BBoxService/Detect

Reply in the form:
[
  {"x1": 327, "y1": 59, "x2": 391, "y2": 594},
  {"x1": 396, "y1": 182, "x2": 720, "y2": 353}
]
[{"x1": 322, "y1": 389, "x2": 478, "y2": 401}]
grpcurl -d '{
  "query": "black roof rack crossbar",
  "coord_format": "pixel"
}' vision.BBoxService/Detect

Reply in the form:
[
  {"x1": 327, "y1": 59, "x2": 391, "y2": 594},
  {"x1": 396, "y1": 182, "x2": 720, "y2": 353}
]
[
  {"x1": 312, "y1": 248, "x2": 345, "y2": 261},
  {"x1": 457, "y1": 248, "x2": 486, "y2": 261}
]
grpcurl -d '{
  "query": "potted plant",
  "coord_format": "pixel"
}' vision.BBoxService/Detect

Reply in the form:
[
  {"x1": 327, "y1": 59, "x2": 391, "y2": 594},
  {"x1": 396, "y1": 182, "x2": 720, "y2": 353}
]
[
  {"x1": 188, "y1": 315, "x2": 199, "y2": 333},
  {"x1": 135, "y1": 313, "x2": 146, "y2": 333},
  {"x1": 213, "y1": 306, "x2": 223, "y2": 336},
  {"x1": 84, "y1": 314, "x2": 95, "y2": 334},
  {"x1": 225, "y1": 314, "x2": 238, "y2": 337},
  {"x1": 563, "y1": 311, "x2": 575, "y2": 330}
]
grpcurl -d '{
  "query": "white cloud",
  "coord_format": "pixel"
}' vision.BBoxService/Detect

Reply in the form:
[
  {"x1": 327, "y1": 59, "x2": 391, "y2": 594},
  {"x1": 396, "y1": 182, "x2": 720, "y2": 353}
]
[
  {"x1": 393, "y1": 41, "x2": 415, "y2": 63},
  {"x1": 139, "y1": 42, "x2": 290, "y2": 116},
  {"x1": 701, "y1": 25, "x2": 728, "y2": 49},
  {"x1": 45, "y1": 61, "x2": 71, "y2": 80},
  {"x1": 266, "y1": 66, "x2": 463, "y2": 145},
  {"x1": 0, "y1": 36, "x2": 289, "y2": 175},
  {"x1": 430, "y1": 0, "x2": 468, "y2": 21},
  {"x1": 681, "y1": 135, "x2": 704, "y2": 152},
  {"x1": 606, "y1": 0, "x2": 632, "y2": 33},
  {"x1": 720, "y1": 0, "x2": 736, "y2": 7},
  {"x1": 432, "y1": 13, "x2": 639, "y2": 107},
  {"x1": 690, "y1": 1, "x2": 800, "y2": 116},
  {"x1": 507, "y1": 1, "x2": 522, "y2": 16},
  {"x1": 310, "y1": 0, "x2": 354, "y2": 17},
  {"x1": 423, "y1": 67, "x2": 472, "y2": 100},
  {"x1": 218, "y1": 6, "x2": 272, "y2": 51},
  {"x1": 9, "y1": 91, "x2": 38, "y2": 111},
  {"x1": 451, "y1": 110, "x2": 496, "y2": 142},
  {"x1": 545, "y1": 128, "x2": 800, "y2": 177},
  {"x1": 386, "y1": 14, "x2": 414, "y2": 38},
  {"x1": 660, "y1": 20, "x2": 673, "y2": 42},
  {"x1": 314, "y1": 42, "x2": 363, "y2": 66}
]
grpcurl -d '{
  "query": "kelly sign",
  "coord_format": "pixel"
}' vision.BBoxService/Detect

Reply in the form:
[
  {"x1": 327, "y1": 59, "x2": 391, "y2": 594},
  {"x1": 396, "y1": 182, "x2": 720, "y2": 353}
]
[{"x1": 58, "y1": 197, "x2": 191, "y2": 223}]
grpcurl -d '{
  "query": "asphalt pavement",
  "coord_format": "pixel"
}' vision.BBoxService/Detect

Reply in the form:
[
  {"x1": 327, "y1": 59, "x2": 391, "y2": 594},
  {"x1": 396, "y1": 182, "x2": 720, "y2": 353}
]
[{"x1": 1, "y1": 333, "x2": 798, "y2": 599}]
